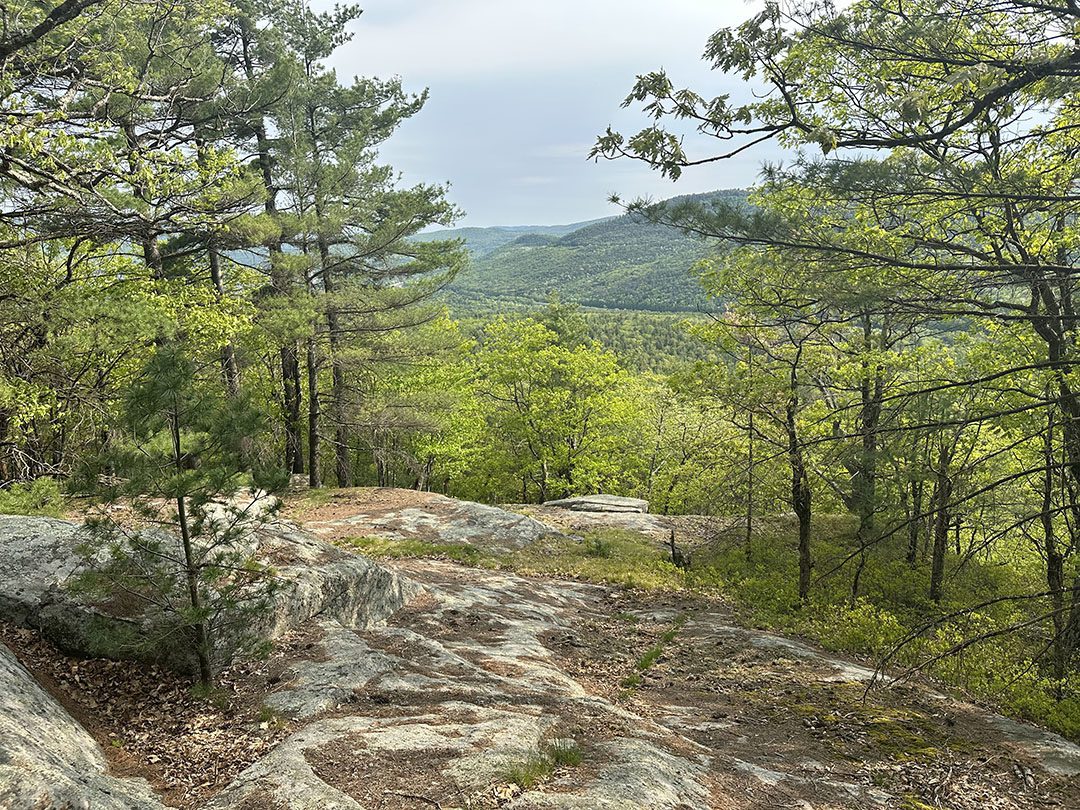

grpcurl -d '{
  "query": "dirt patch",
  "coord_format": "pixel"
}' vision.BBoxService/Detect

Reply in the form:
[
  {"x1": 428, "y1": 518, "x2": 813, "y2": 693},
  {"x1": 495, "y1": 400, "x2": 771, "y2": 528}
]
[
  {"x1": 284, "y1": 488, "x2": 448, "y2": 536},
  {"x1": 305, "y1": 734, "x2": 464, "y2": 809},
  {"x1": 1, "y1": 621, "x2": 298, "y2": 808},
  {"x1": 531, "y1": 587, "x2": 1080, "y2": 810}
]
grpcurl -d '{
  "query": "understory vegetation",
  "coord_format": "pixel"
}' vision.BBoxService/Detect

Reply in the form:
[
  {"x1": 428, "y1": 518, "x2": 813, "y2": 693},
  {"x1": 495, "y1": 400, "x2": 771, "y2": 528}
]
[{"x1": 2, "y1": 0, "x2": 1080, "y2": 739}]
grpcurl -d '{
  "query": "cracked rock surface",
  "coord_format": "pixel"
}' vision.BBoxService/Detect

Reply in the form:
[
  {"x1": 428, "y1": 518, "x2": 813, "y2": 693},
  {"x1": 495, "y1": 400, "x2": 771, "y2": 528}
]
[{"x1": 210, "y1": 558, "x2": 1080, "y2": 809}]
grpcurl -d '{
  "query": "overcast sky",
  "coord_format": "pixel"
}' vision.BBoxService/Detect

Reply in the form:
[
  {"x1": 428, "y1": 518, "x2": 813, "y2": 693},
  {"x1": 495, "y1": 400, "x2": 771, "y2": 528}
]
[{"x1": 321, "y1": 1, "x2": 779, "y2": 226}]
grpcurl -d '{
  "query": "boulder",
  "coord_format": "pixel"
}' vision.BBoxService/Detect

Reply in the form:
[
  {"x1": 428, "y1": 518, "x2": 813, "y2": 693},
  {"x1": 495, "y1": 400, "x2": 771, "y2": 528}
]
[
  {"x1": 0, "y1": 516, "x2": 88, "y2": 628},
  {"x1": 0, "y1": 514, "x2": 420, "y2": 671},
  {"x1": 543, "y1": 494, "x2": 649, "y2": 514},
  {"x1": 0, "y1": 642, "x2": 164, "y2": 809}
]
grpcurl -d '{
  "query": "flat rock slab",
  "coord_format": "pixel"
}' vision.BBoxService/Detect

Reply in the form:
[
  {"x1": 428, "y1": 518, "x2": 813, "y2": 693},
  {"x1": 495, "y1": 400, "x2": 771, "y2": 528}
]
[
  {"x1": 0, "y1": 642, "x2": 164, "y2": 810},
  {"x1": 297, "y1": 488, "x2": 565, "y2": 554},
  {"x1": 211, "y1": 562, "x2": 723, "y2": 809},
  {"x1": 543, "y1": 495, "x2": 650, "y2": 513},
  {"x1": 207, "y1": 556, "x2": 1080, "y2": 810},
  {"x1": 516, "y1": 504, "x2": 673, "y2": 540}
]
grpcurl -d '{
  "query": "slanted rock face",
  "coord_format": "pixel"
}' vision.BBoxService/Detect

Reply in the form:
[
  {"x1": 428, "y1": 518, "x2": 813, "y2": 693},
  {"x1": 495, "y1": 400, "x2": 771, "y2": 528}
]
[
  {"x1": 543, "y1": 494, "x2": 649, "y2": 514},
  {"x1": 0, "y1": 642, "x2": 164, "y2": 810},
  {"x1": 0, "y1": 514, "x2": 420, "y2": 671},
  {"x1": 0, "y1": 516, "x2": 144, "y2": 661},
  {"x1": 0, "y1": 516, "x2": 88, "y2": 626},
  {"x1": 254, "y1": 519, "x2": 421, "y2": 637},
  {"x1": 300, "y1": 488, "x2": 565, "y2": 554}
]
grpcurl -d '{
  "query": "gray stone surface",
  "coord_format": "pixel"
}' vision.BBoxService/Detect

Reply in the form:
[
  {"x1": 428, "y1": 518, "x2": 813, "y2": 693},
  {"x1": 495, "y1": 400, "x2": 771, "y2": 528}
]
[
  {"x1": 209, "y1": 561, "x2": 721, "y2": 809},
  {"x1": 0, "y1": 513, "x2": 420, "y2": 670},
  {"x1": 305, "y1": 489, "x2": 565, "y2": 554},
  {"x1": 543, "y1": 494, "x2": 649, "y2": 513},
  {"x1": 513, "y1": 739, "x2": 713, "y2": 809},
  {"x1": 208, "y1": 556, "x2": 1080, "y2": 809},
  {"x1": 517, "y1": 504, "x2": 672, "y2": 539},
  {"x1": 0, "y1": 516, "x2": 89, "y2": 627},
  {"x1": 0, "y1": 642, "x2": 164, "y2": 810},
  {"x1": 0, "y1": 515, "x2": 146, "y2": 661},
  {"x1": 255, "y1": 519, "x2": 421, "y2": 637},
  {"x1": 983, "y1": 713, "x2": 1080, "y2": 776},
  {"x1": 201, "y1": 719, "x2": 365, "y2": 810}
]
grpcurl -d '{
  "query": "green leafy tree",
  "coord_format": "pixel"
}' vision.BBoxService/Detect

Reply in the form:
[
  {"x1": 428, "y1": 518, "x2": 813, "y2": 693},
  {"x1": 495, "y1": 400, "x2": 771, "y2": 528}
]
[{"x1": 472, "y1": 317, "x2": 637, "y2": 503}]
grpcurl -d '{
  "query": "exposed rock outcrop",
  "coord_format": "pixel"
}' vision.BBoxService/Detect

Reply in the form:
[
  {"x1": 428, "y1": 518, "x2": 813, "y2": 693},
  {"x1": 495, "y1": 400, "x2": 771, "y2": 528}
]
[
  {"x1": 300, "y1": 488, "x2": 565, "y2": 554},
  {"x1": 0, "y1": 514, "x2": 419, "y2": 670},
  {"x1": 207, "y1": 563, "x2": 724, "y2": 809},
  {"x1": 202, "y1": 558, "x2": 1080, "y2": 809},
  {"x1": 0, "y1": 642, "x2": 163, "y2": 810},
  {"x1": 543, "y1": 495, "x2": 649, "y2": 513}
]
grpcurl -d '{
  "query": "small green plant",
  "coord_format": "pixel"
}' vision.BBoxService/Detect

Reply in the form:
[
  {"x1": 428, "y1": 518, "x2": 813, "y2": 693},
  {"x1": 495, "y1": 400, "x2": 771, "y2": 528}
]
[
  {"x1": 634, "y1": 642, "x2": 666, "y2": 672},
  {"x1": 621, "y1": 615, "x2": 685, "y2": 692},
  {"x1": 501, "y1": 739, "x2": 583, "y2": 787},
  {"x1": 546, "y1": 739, "x2": 583, "y2": 767},
  {"x1": 584, "y1": 535, "x2": 613, "y2": 558},
  {"x1": 191, "y1": 682, "x2": 231, "y2": 709},
  {"x1": 257, "y1": 704, "x2": 289, "y2": 729},
  {"x1": 0, "y1": 477, "x2": 65, "y2": 517},
  {"x1": 501, "y1": 754, "x2": 554, "y2": 788}
]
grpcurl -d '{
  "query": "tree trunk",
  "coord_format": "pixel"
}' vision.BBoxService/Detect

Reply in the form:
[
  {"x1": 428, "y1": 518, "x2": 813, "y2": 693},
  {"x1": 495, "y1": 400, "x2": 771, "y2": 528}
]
[
  {"x1": 1041, "y1": 410, "x2": 1067, "y2": 687},
  {"x1": 538, "y1": 459, "x2": 549, "y2": 504},
  {"x1": 786, "y1": 387, "x2": 812, "y2": 601},
  {"x1": 307, "y1": 339, "x2": 321, "y2": 488},
  {"x1": 906, "y1": 478, "x2": 923, "y2": 567},
  {"x1": 316, "y1": 235, "x2": 352, "y2": 487},
  {"x1": 745, "y1": 405, "x2": 755, "y2": 562},
  {"x1": 170, "y1": 407, "x2": 213, "y2": 687},
  {"x1": 208, "y1": 245, "x2": 241, "y2": 398},
  {"x1": 239, "y1": 30, "x2": 296, "y2": 477},
  {"x1": 929, "y1": 444, "x2": 953, "y2": 603},
  {"x1": 281, "y1": 343, "x2": 303, "y2": 474},
  {"x1": 848, "y1": 315, "x2": 883, "y2": 608}
]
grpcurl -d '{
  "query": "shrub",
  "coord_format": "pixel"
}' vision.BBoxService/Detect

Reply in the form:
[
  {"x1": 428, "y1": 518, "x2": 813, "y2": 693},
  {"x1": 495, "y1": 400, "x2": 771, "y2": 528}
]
[
  {"x1": 797, "y1": 600, "x2": 906, "y2": 657},
  {"x1": 584, "y1": 535, "x2": 613, "y2": 558},
  {"x1": 0, "y1": 477, "x2": 65, "y2": 517}
]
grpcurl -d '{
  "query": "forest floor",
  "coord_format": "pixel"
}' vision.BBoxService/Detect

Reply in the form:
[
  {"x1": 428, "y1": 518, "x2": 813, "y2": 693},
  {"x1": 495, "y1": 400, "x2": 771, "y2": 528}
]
[{"x1": 5, "y1": 489, "x2": 1080, "y2": 809}]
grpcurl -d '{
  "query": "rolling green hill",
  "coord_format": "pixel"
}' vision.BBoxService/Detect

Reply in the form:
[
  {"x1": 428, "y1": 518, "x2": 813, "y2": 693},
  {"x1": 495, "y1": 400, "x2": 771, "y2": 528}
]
[
  {"x1": 413, "y1": 217, "x2": 613, "y2": 257},
  {"x1": 432, "y1": 189, "x2": 746, "y2": 313}
]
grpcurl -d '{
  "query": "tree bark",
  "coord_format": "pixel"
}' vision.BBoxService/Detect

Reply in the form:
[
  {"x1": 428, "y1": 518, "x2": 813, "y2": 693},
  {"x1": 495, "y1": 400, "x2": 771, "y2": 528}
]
[
  {"x1": 306, "y1": 338, "x2": 321, "y2": 488},
  {"x1": 208, "y1": 245, "x2": 241, "y2": 398},
  {"x1": 929, "y1": 443, "x2": 953, "y2": 603},
  {"x1": 316, "y1": 235, "x2": 352, "y2": 487},
  {"x1": 786, "y1": 383, "x2": 812, "y2": 601},
  {"x1": 170, "y1": 407, "x2": 212, "y2": 686}
]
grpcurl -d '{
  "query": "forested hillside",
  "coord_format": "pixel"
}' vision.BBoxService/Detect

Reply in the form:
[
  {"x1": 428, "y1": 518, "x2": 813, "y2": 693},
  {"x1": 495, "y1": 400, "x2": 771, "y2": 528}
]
[
  {"x1": 441, "y1": 190, "x2": 746, "y2": 312},
  {"x1": 412, "y1": 217, "x2": 613, "y2": 257}
]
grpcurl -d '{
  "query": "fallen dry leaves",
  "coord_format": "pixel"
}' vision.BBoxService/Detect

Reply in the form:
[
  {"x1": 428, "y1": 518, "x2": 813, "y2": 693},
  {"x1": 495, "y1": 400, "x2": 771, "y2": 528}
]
[{"x1": 0, "y1": 622, "x2": 294, "y2": 808}]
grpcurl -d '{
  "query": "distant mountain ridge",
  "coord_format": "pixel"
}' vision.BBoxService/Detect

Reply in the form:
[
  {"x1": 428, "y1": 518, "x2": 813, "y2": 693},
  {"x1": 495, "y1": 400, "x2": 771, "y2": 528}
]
[
  {"x1": 413, "y1": 217, "x2": 615, "y2": 258},
  {"x1": 430, "y1": 189, "x2": 747, "y2": 313}
]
